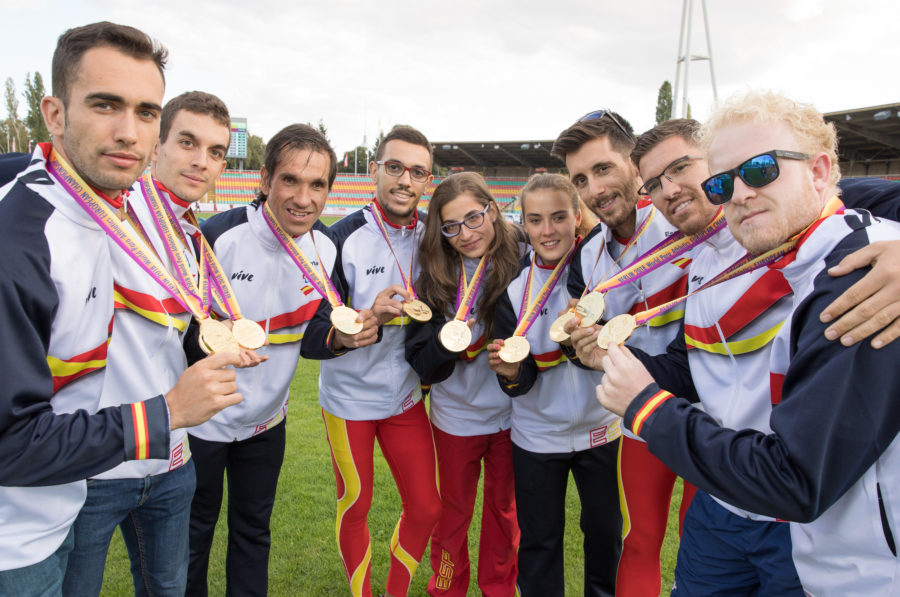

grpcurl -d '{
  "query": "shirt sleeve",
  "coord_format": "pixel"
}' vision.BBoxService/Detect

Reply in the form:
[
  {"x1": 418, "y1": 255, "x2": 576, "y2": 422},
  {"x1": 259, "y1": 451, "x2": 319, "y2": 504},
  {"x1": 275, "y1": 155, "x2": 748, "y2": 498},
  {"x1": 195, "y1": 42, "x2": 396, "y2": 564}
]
[
  {"x1": 0, "y1": 200, "x2": 169, "y2": 487},
  {"x1": 626, "y1": 257, "x2": 900, "y2": 522},
  {"x1": 630, "y1": 321, "x2": 699, "y2": 403}
]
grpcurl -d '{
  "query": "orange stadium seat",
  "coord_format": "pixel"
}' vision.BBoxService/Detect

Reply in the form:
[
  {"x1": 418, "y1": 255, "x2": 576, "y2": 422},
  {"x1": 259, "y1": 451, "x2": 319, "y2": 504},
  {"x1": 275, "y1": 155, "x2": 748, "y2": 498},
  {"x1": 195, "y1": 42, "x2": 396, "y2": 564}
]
[{"x1": 205, "y1": 171, "x2": 526, "y2": 216}]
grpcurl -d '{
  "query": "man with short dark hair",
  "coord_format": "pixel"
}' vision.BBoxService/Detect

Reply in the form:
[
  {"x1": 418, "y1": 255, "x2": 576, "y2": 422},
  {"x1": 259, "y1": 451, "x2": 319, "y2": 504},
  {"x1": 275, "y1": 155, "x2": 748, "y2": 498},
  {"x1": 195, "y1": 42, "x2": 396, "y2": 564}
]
[
  {"x1": 596, "y1": 91, "x2": 900, "y2": 597},
  {"x1": 187, "y1": 123, "x2": 338, "y2": 597},
  {"x1": 302, "y1": 125, "x2": 442, "y2": 597},
  {"x1": 0, "y1": 23, "x2": 241, "y2": 597},
  {"x1": 61, "y1": 90, "x2": 246, "y2": 597},
  {"x1": 552, "y1": 111, "x2": 695, "y2": 596}
]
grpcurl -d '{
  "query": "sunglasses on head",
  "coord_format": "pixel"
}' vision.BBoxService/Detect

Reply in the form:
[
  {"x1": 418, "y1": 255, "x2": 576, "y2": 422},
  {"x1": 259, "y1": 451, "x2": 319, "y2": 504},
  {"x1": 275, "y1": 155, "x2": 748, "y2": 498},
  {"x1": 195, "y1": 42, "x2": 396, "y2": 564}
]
[
  {"x1": 701, "y1": 150, "x2": 811, "y2": 205},
  {"x1": 577, "y1": 109, "x2": 634, "y2": 142}
]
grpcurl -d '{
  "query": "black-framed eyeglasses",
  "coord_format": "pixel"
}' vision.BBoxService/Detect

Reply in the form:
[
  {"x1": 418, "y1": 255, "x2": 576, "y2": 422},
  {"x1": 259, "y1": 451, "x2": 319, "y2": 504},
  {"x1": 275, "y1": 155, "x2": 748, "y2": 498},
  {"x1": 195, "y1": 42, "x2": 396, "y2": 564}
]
[
  {"x1": 701, "y1": 150, "x2": 811, "y2": 205},
  {"x1": 638, "y1": 155, "x2": 705, "y2": 197},
  {"x1": 440, "y1": 204, "x2": 491, "y2": 238},
  {"x1": 375, "y1": 160, "x2": 431, "y2": 183},
  {"x1": 577, "y1": 109, "x2": 634, "y2": 141}
]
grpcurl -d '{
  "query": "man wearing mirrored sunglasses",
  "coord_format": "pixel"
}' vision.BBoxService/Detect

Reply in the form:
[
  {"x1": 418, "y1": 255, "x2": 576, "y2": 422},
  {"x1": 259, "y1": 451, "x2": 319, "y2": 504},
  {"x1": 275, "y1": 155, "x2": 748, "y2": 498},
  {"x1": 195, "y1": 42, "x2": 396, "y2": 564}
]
[
  {"x1": 302, "y1": 125, "x2": 441, "y2": 597},
  {"x1": 594, "y1": 90, "x2": 900, "y2": 597}
]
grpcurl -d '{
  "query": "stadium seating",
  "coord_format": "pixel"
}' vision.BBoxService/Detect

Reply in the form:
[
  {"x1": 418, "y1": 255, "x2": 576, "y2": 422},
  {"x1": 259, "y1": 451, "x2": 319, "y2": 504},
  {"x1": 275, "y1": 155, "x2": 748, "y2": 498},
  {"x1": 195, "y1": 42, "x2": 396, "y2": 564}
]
[{"x1": 201, "y1": 171, "x2": 526, "y2": 216}]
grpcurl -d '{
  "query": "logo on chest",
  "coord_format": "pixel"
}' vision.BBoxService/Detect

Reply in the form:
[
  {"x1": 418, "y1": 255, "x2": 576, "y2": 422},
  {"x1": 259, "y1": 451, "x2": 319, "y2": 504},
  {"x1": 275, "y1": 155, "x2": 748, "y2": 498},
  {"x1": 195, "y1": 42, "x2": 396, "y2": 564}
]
[
  {"x1": 231, "y1": 270, "x2": 255, "y2": 282},
  {"x1": 366, "y1": 265, "x2": 386, "y2": 276},
  {"x1": 85, "y1": 286, "x2": 98, "y2": 303}
]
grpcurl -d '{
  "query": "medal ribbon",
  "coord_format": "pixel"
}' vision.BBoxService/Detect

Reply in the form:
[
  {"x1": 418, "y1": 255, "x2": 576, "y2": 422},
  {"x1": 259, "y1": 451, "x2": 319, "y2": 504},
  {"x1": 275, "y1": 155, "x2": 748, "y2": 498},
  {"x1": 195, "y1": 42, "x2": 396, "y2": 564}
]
[
  {"x1": 513, "y1": 241, "x2": 578, "y2": 337},
  {"x1": 139, "y1": 174, "x2": 211, "y2": 316},
  {"x1": 47, "y1": 151, "x2": 205, "y2": 319},
  {"x1": 631, "y1": 199, "x2": 843, "y2": 326},
  {"x1": 261, "y1": 199, "x2": 341, "y2": 307},
  {"x1": 579, "y1": 207, "x2": 655, "y2": 300},
  {"x1": 372, "y1": 206, "x2": 419, "y2": 300},
  {"x1": 178, "y1": 207, "x2": 251, "y2": 322},
  {"x1": 593, "y1": 209, "x2": 725, "y2": 294},
  {"x1": 453, "y1": 255, "x2": 488, "y2": 321}
]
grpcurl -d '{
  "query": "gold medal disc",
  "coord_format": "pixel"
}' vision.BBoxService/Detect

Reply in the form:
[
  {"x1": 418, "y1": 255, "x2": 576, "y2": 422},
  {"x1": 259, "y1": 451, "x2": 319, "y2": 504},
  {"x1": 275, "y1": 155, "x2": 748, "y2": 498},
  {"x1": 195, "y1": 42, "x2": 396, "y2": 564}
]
[
  {"x1": 198, "y1": 318, "x2": 241, "y2": 354},
  {"x1": 403, "y1": 299, "x2": 433, "y2": 322},
  {"x1": 439, "y1": 319, "x2": 472, "y2": 353},
  {"x1": 498, "y1": 335, "x2": 531, "y2": 364},
  {"x1": 549, "y1": 311, "x2": 578, "y2": 343},
  {"x1": 575, "y1": 291, "x2": 606, "y2": 328},
  {"x1": 596, "y1": 313, "x2": 636, "y2": 350},
  {"x1": 232, "y1": 318, "x2": 267, "y2": 350},
  {"x1": 330, "y1": 305, "x2": 364, "y2": 335}
]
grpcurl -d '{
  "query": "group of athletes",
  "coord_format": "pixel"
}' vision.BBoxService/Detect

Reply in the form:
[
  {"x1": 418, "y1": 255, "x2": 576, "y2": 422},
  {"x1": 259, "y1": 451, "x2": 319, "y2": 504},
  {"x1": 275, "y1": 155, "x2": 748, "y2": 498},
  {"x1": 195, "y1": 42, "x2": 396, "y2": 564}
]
[{"x1": 3, "y1": 18, "x2": 900, "y2": 597}]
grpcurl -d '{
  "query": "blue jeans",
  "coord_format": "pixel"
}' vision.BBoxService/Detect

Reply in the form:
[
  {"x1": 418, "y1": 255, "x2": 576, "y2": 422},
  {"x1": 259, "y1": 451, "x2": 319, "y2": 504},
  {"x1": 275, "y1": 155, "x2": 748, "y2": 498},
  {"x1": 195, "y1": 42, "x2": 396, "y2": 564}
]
[
  {"x1": 672, "y1": 490, "x2": 803, "y2": 596},
  {"x1": 62, "y1": 460, "x2": 196, "y2": 597},
  {"x1": 0, "y1": 527, "x2": 74, "y2": 597}
]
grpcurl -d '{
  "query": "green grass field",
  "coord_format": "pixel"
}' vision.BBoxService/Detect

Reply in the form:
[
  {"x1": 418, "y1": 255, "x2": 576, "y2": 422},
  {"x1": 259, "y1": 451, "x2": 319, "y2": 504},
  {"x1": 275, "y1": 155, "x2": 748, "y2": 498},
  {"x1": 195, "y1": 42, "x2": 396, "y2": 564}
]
[{"x1": 99, "y1": 358, "x2": 683, "y2": 596}]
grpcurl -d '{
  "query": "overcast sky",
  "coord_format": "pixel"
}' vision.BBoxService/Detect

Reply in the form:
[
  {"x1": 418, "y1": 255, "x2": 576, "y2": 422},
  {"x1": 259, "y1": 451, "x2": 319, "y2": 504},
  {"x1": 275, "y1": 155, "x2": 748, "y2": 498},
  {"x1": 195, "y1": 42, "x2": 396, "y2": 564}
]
[{"x1": 2, "y1": 0, "x2": 898, "y2": 156}]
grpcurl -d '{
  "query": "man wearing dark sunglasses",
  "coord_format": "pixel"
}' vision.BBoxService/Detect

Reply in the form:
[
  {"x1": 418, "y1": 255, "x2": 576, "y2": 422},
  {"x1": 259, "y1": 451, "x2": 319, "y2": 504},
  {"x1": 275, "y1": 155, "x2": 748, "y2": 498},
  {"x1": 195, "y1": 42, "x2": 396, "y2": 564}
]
[
  {"x1": 302, "y1": 125, "x2": 441, "y2": 597},
  {"x1": 594, "y1": 91, "x2": 900, "y2": 597},
  {"x1": 551, "y1": 110, "x2": 693, "y2": 596}
]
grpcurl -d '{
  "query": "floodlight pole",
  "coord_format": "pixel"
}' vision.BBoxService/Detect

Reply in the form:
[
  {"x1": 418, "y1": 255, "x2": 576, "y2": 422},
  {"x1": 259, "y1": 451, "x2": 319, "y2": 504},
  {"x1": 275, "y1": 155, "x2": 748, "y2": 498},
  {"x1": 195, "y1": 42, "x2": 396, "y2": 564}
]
[{"x1": 673, "y1": 0, "x2": 718, "y2": 118}]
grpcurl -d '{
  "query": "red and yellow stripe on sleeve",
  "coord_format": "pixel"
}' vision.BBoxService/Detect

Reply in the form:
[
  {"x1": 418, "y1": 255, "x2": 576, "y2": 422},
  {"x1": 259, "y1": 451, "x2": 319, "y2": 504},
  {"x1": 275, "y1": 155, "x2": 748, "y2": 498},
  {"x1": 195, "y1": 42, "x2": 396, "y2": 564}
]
[
  {"x1": 631, "y1": 389, "x2": 673, "y2": 437},
  {"x1": 130, "y1": 401, "x2": 150, "y2": 460},
  {"x1": 47, "y1": 318, "x2": 113, "y2": 393},
  {"x1": 114, "y1": 284, "x2": 188, "y2": 331}
]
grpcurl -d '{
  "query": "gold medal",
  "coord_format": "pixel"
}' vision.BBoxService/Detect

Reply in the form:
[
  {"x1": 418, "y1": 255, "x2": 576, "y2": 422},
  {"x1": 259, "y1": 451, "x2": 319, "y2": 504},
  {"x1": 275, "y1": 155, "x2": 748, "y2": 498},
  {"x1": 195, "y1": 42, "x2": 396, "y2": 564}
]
[
  {"x1": 330, "y1": 305, "x2": 364, "y2": 335},
  {"x1": 231, "y1": 318, "x2": 266, "y2": 350},
  {"x1": 439, "y1": 319, "x2": 472, "y2": 353},
  {"x1": 498, "y1": 335, "x2": 531, "y2": 364},
  {"x1": 596, "y1": 313, "x2": 636, "y2": 350},
  {"x1": 402, "y1": 299, "x2": 433, "y2": 322},
  {"x1": 198, "y1": 318, "x2": 241, "y2": 354},
  {"x1": 549, "y1": 311, "x2": 578, "y2": 343},
  {"x1": 575, "y1": 291, "x2": 606, "y2": 327}
]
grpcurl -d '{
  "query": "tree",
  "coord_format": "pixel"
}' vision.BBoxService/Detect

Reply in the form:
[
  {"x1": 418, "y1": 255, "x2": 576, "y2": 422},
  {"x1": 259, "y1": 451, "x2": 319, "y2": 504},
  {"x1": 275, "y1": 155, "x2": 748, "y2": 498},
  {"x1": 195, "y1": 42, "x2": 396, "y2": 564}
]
[
  {"x1": 655, "y1": 80, "x2": 673, "y2": 124},
  {"x1": 338, "y1": 145, "x2": 370, "y2": 174},
  {"x1": 3, "y1": 77, "x2": 28, "y2": 153},
  {"x1": 370, "y1": 129, "x2": 385, "y2": 160},
  {"x1": 315, "y1": 118, "x2": 331, "y2": 147},
  {"x1": 23, "y1": 72, "x2": 49, "y2": 144},
  {"x1": 243, "y1": 133, "x2": 265, "y2": 170}
]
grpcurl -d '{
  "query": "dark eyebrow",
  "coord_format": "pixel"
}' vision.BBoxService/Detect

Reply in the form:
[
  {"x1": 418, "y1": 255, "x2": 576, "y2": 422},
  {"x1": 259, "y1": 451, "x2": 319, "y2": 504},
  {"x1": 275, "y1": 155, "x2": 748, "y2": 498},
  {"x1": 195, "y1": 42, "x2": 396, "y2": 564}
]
[
  {"x1": 84, "y1": 92, "x2": 124, "y2": 104},
  {"x1": 177, "y1": 130, "x2": 198, "y2": 142},
  {"x1": 83, "y1": 92, "x2": 162, "y2": 113},
  {"x1": 592, "y1": 161, "x2": 615, "y2": 170}
]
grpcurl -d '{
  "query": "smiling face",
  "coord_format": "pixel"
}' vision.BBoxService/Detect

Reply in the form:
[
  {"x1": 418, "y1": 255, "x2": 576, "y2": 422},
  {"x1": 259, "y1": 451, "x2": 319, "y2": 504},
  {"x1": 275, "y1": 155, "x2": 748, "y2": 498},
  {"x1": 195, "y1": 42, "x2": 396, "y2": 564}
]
[
  {"x1": 522, "y1": 188, "x2": 581, "y2": 265},
  {"x1": 42, "y1": 45, "x2": 165, "y2": 196},
  {"x1": 369, "y1": 139, "x2": 433, "y2": 225},
  {"x1": 151, "y1": 110, "x2": 229, "y2": 202},
  {"x1": 638, "y1": 135, "x2": 719, "y2": 236},
  {"x1": 565, "y1": 135, "x2": 640, "y2": 237},
  {"x1": 261, "y1": 148, "x2": 331, "y2": 237},
  {"x1": 440, "y1": 192, "x2": 497, "y2": 259},
  {"x1": 708, "y1": 120, "x2": 823, "y2": 254}
]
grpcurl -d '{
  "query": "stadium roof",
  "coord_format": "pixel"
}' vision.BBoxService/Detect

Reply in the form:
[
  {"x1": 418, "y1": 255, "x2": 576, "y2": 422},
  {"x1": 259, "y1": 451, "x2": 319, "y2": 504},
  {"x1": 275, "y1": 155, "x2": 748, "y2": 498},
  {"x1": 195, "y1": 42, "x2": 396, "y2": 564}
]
[
  {"x1": 431, "y1": 140, "x2": 563, "y2": 170},
  {"x1": 430, "y1": 103, "x2": 900, "y2": 171},
  {"x1": 825, "y1": 103, "x2": 900, "y2": 164}
]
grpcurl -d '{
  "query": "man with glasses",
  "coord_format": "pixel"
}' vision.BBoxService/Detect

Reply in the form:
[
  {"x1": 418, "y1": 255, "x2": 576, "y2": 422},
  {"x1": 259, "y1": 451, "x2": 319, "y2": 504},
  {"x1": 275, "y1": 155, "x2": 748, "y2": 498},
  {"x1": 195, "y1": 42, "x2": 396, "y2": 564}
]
[
  {"x1": 302, "y1": 125, "x2": 441, "y2": 597},
  {"x1": 594, "y1": 91, "x2": 900, "y2": 597},
  {"x1": 551, "y1": 110, "x2": 696, "y2": 597}
]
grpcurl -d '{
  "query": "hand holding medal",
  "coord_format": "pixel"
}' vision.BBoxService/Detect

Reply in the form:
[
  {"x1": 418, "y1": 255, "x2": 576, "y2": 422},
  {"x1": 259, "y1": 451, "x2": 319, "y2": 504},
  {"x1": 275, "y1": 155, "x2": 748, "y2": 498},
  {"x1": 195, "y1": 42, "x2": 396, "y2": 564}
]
[
  {"x1": 371, "y1": 204, "x2": 432, "y2": 323},
  {"x1": 439, "y1": 256, "x2": 488, "y2": 352},
  {"x1": 500, "y1": 242, "x2": 576, "y2": 363},
  {"x1": 487, "y1": 338, "x2": 522, "y2": 381}
]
